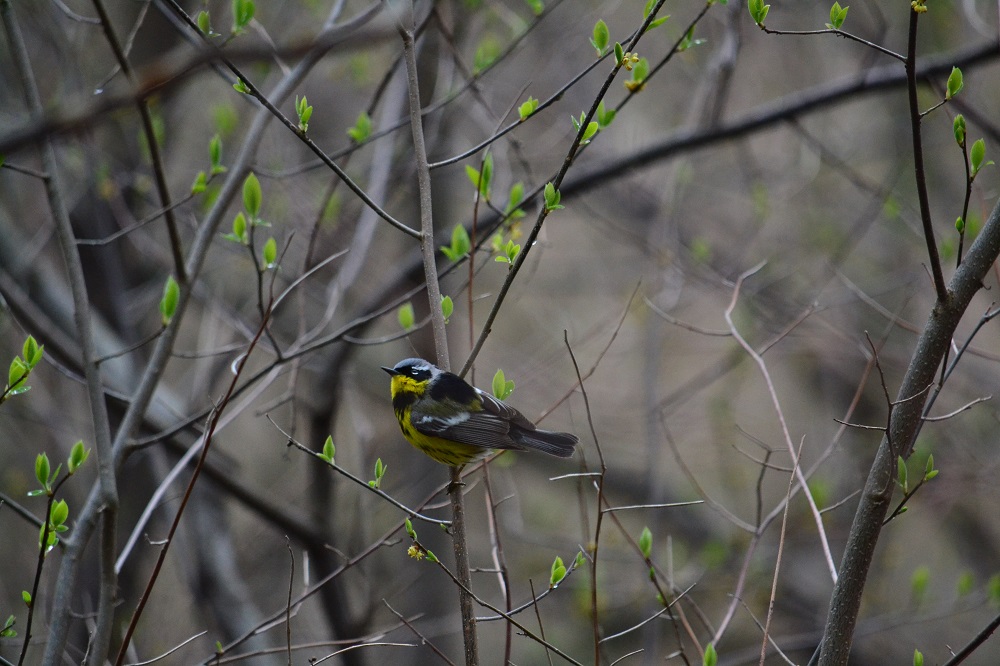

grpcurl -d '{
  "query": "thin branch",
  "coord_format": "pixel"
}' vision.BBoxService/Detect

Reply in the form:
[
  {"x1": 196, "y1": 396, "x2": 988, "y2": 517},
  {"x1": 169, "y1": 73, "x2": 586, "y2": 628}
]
[
  {"x1": 123, "y1": 631, "x2": 207, "y2": 666},
  {"x1": 724, "y1": 262, "x2": 838, "y2": 583},
  {"x1": 758, "y1": 25, "x2": 905, "y2": 62},
  {"x1": 383, "y1": 600, "x2": 456, "y2": 666},
  {"x1": 922, "y1": 396, "x2": 991, "y2": 421},
  {"x1": 904, "y1": 7, "x2": 948, "y2": 301},
  {"x1": 1, "y1": 2, "x2": 120, "y2": 663},
  {"x1": 759, "y1": 437, "x2": 804, "y2": 665},
  {"x1": 276, "y1": 419, "x2": 450, "y2": 526}
]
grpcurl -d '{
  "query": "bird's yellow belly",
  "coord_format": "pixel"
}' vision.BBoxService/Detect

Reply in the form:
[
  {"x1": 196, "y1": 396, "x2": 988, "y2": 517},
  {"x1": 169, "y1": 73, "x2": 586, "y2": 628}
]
[{"x1": 396, "y1": 408, "x2": 491, "y2": 465}]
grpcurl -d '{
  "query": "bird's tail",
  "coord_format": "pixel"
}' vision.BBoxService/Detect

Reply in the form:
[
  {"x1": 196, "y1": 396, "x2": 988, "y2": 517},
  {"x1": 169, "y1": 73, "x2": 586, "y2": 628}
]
[{"x1": 512, "y1": 428, "x2": 578, "y2": 458}]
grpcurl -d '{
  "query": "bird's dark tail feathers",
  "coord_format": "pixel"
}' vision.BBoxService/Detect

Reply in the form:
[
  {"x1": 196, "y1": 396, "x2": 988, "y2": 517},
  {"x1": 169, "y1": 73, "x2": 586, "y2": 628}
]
[{"x1": 512, "y1": 428, "x2": 578, "y2": 458}]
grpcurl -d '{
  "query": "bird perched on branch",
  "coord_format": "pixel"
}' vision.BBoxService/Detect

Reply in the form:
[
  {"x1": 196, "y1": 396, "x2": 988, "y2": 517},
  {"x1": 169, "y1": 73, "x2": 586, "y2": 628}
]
[{"x1": 382, "y1": 358, "x2": 578, "y2": 466}]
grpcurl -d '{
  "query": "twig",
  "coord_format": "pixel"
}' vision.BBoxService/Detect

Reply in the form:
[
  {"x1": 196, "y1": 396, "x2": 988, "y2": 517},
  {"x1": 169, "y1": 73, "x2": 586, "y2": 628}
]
[
  {"x1": 759, "y1": 437, "x2": 804, "y2": 665},
  {"x1": 114, "y1": 301, "x2": 274, "y2": 665},
  {"x1": 904, "y1": 7, "x2": 948, "y2": 302},
  {"x1": 275, "y1": 419, "x2": 450, "y2": 526},
  {"x1": 123, "y1": 631, "x2": 207, "y2": 666},
  {"x1": 383, "y1": 600, "x2": 456, "y2": 666},
  {"x1": 725, "y1": 262, "x2": 838, "y2": 583},
  {"x1": 1, "y1": 2, "x2": 120, "y2": 662},
  {"x1": 941, "y1": 610, "x2": 1000, "y2": 666}
]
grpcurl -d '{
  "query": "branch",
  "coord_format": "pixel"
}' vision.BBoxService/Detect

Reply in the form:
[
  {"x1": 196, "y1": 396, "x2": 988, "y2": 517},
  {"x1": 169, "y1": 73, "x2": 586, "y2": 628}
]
[{"x1": 818, "y1": 195, "x2": 1000, "y2": 664}]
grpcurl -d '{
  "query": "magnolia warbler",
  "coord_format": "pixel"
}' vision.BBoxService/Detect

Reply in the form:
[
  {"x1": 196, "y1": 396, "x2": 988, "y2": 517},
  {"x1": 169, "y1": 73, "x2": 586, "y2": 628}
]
[{"x1": 382, "y1": 358, "x2": 578, "y2": 466}]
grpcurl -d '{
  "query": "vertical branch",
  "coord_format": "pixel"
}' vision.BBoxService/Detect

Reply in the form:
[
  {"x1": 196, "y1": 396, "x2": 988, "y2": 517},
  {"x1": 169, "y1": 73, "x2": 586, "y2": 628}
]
[
  {"x1": 0, "y1": 2, "x2": 120, "y2": 664},
  {"x1": 89, "y1": 0, "x2": 187, "y2": 282},
  {"x1": 399, "y1": 17, "x2": 449, "y2": 371},
  {"x1": 905, "y1": 6, "x2": 948, "y2": 302},
  {"x1": 818, "y1": 197, "x2": 1000, "y2": 665},
  {"x1": 399, "y1": 8, "x2": 475, "y2": 665}
]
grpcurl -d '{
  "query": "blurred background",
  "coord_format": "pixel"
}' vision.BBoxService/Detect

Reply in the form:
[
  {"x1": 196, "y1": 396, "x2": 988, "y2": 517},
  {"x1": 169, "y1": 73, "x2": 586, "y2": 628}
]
[{"x1": 2, "y1": 0, "x2": 1000, "y2": 663}]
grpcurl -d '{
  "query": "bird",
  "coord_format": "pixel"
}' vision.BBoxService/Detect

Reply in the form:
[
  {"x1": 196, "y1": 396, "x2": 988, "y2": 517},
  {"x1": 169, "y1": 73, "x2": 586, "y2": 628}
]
[{"x1": 382, "y1": 358, "x2": 578, "y2": 466}]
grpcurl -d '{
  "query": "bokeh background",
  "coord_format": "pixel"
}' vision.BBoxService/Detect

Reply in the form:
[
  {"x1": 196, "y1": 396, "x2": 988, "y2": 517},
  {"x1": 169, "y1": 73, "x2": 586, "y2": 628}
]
[{"x1": 2, "y1": 0, "x2": 1000, "y2": 663}]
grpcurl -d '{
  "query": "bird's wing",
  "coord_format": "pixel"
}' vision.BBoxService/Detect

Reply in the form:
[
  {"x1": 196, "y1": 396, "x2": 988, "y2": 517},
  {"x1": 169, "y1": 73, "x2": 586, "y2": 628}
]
[
  {"x1": 410, "y1": 387, "x2": 542, "y2": 450},
  {"x1": 474, "y1": 388, "x2": 538, "y2": 431}
]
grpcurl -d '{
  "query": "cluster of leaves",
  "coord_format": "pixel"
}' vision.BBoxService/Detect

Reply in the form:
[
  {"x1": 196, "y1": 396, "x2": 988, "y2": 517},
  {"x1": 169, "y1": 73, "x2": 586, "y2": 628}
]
[
  {"x1": 221, "y1": 173, "x2": 278, "y2": 271},
  {"x1": 191, "y1": 134, "x2": 227, "y2": 196},
  {"x1": 2, "y1": 336, "x2": 43, "y2": 406},
  {"x1": 295, "y1": 95, "x2": 313, "y2": 134},
  {"x1": 369, "y1": 457, "x2": 387, "y2": 489}
]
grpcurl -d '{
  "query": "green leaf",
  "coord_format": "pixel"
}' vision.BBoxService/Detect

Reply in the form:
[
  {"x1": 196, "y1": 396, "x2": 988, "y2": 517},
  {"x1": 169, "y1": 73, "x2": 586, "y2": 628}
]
[
  {"x1": 505, "y1": 182, "x2": 526, "y2": 219},
  {"x1": 35, "y1": 453, "x2": 50, "y2": 489},
  {"x1": 160, "y1": 275, "x2": 180, "y2": 326},
  {"x1": 232, "y1": 0, "x2": 255, "y2": 32},
  {"x1": 23, "y1": 336, "x2": 40, "y2": 368},
  {"x1": 827, "y1": 2, "x2": 848, "y2": 30},
  {"x1": 897, "y1": 455, "x2": 908, "y2": 492},
  {"x1": 614, "y1": 42, "x2": 624, "y2": 67},
  {"x1": 518, "y1": 96, "x2": 539, "y2": 121},
  {"x1": 492, "y1": 369, "x2": 515, "y2": 400},
  {"x1": 970, "y1": 138, "x2": 987, "y2": 176},
  {"x1": 479, "y1": 153, "x2": 493, "y2": 198},
  {"x1": 233, "y1": 212, "x2": 247, "y2": 243},
  {"x1": 946, "y1": 66, "x2": 963, "y2": 100},
  {"x1": 320, "y1": 435, "x2": 336, "y2": 463},
  {"x1": 296, "y1": 95, "x2": 313, "y2": 133},
  {"x1": 233, "y1": 78, "x2": 251, "y2": 94},
  {"x1": 196, "y1": 10, "x2": 211, "y2": 34},
  {"x1": 404, "y1": 517, "x2": 416, "y2": 538},
  {"x1": 574, "y1": 551, "x2": 586, "y2": 568},
  {"x1": 50, "y1": 499, "x2": 69, "y2": 528},
  {"x1": 1, "y1": 614, "x2": 15, "y2": 638},
  {"x1": 441, "y1": 295, "x2": 454, "y2": 323},
  {"x1": 465, "y1": 165, "x2": 481, "y2": 191},
  {"x1": 68, "y1": 441, "x2": 89, "y2": 474},
  {"x1": 441, "y1": 224, "x2": 471, "y2": 261},
  {"x1": 911, "y1": 565, "x2": 930, "y2": 602},
  {"x1": 347, "y1": 111, "x2": 372, "y2": 143},
  {"x1": 543, "y1": 182, "x2": 563, "y2": 211},
  {"x1": 956, "y1": 216, "x2": 965, "y2": 233},
  {"x1": 397, "y1": 302, "x2": 415, "y2": 330},
  {"x1": 7, "y1": 357, "x2": 28, "y2": 394},
  {"x1": 913, "y1": 648, "x2": 924, "y2": 666},
  {"x1": 956, "y1": 571, "x2": 974, "y2": 597},
  {"x1": 582, "y1": 121, "x2": 599, "y2": 144},
  {"x1": 748, "y1": 0, "x2": 770, "y2": 25},
  {"x1": 425, "y1": 550, "x2": 438, "y2": 563},
  {"x1": 639, "y1": 526, "x2": 653, "y2": 559},
  {"x1": 550, "y1": 555, "x2": 566, "y2": 586},
  {"x1": 209, "y1": 134, "x2": 225, "y2": 173},
  {"x1": 644, "y1": 2, "x2": 670, "y2": 30},
  {"x1": 22, "y1": 590, "x2": 31, "y2": 605},
  {"x1": 504, "y1": 239, "x2": 521, "y2": 263},
  {"x1": 523, "y1": 0, "x2": 543, "y2": 15},
  {"x1": 703, "y1": 642, "x2": 718, "y2": 666},
  {"x1": 191, "y1": 170, "x2": 207, "y2": 195},
  {"x1": 473, "y1": 36, "x2": 501, "y2": 74},
  {"x1": 953, "y1": 114, "x2": 966, "y2": 146},
  {"x1": 590, "y1": 19, "x2": 609, "y2": 55},
  {"x1": 647, "y1": 15, "x2": 669, "y2": 30},
  {"x1": 262, "y1": 237, "x2": 277, "y2": 268},
  {"x1": 243, "y1": 172, "x2": 262, "y2": 217},
  {"x1": 596, "y1": 101, "x2": 616, "y2": 127},
  {"x1": 989, "y1": 574, "x2": 1000, "y2": 606},
  {"x1": 924, "y1": 454, "x2": 935, "y2": 479}
]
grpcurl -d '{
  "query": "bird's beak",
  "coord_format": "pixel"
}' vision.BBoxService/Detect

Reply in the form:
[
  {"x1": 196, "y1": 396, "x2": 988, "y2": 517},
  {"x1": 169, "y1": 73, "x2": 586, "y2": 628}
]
[{"x1": 381, "y1": 366, "x2": 398, "y2": 376}]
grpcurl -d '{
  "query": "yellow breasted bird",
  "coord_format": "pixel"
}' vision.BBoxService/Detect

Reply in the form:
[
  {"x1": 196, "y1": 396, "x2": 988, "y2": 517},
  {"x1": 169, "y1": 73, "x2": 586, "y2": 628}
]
[{"x1": 382, "y1": 358, "x2": 578, "y2": 466}]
